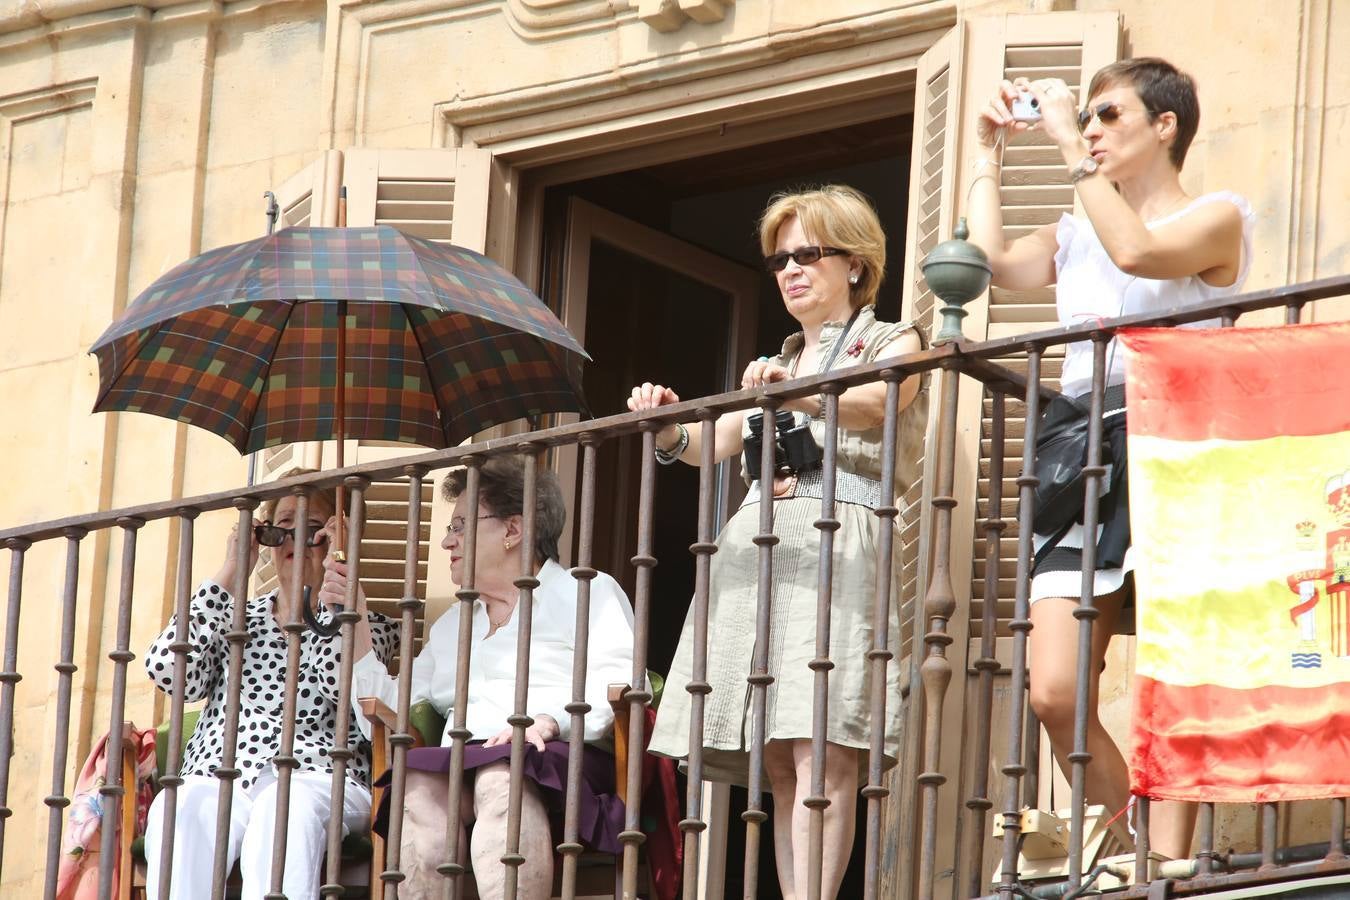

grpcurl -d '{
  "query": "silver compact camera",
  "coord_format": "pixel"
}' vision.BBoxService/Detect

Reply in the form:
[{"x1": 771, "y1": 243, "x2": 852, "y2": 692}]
[{"x1": 1011, "y1": 91, "x2": 1041, "y2": 123}]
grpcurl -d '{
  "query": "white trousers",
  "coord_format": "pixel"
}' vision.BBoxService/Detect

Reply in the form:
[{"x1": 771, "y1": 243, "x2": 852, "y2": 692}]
[{"x1": 143, "y1": 771, "x2": 372, "y2": 900}]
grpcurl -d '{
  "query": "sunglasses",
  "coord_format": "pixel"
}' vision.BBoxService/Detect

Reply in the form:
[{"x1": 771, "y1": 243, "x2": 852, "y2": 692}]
[
  {"x1": 254, "y1": 523, "x2": 329, "y2": 548},
  {"x1": 1077, "y1": 101, "x2": 1128, "y2": 132},
  {"x1": 764, "y1": 246, "x2": 846, "y2": 273}
]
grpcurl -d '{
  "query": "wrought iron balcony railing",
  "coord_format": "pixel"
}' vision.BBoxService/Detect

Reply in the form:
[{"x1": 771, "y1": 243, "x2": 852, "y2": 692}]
[{"x1": 1, "y1": 274, "x2": 1348, "y2": 900}]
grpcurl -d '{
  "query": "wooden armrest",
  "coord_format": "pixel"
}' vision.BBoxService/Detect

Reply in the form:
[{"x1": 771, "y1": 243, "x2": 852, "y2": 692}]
[
  {"x1": 118, "y1": 722, "x2": 139, "y2": 900},
  {"x1": 608, "y1": 684, "x2": 632, "y2": 804},
  {"x1": 357, "y1": 697, "x2": 430, "y2": 748},
  {"x1": 358, "y1": 697, "x2": 400, "y2": 732},
  {"x1": 607, "y1": 683, "x2": 630, "y2": 716}
]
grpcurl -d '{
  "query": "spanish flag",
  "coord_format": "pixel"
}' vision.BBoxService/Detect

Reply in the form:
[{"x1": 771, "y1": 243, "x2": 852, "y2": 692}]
[{"x1": 1122, "y1": 322, "x2": 1350, "y2": 803}]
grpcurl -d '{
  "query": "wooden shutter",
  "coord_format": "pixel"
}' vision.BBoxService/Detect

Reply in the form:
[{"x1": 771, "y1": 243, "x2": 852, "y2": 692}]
[
  {"x1": 891, "y1": 15, "x2": 1122, "y2": 897},
  {"x1": 342, "y1": 149, "x2": 494, "y2": 630},
  {"x1": 962, "y1": 14, "x2": 1122, "y2": 643},
  {"x1": 897, "y1": 26, "x2": 962, "y2": 668},
  {"x1": 324, "y1": 441, "x2": 435, "y2": 648},
  {"x1": 343, "y1": 148, "x2": 492, "y2": 251},
  {"x1": 272, "y1": 150, "x2": 343, "y2": 228}
]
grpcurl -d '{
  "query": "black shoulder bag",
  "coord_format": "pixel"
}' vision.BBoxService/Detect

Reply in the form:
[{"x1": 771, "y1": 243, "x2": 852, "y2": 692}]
[{"x1": 1031, "y1": 392, "x2": 1093, "y2": 536}]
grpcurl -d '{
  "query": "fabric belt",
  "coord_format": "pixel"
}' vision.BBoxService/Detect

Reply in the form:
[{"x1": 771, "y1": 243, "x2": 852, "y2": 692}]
[{"x1": 741, "y1": 467, "x2": 882, "y2": 510}]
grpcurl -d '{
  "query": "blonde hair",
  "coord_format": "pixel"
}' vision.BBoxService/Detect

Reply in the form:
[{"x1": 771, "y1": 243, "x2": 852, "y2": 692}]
[
  {"x1": 758, "y1": 185, "x2": 886, "y2": 310},
  {"x1": 262, "y1": 467, "x2": 337, "y2": 523}
]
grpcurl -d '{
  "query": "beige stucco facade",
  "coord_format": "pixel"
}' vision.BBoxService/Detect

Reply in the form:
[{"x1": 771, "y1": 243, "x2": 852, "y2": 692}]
[{"x1": 1, "y1": 0, "x2": 1347, "y2": 895}]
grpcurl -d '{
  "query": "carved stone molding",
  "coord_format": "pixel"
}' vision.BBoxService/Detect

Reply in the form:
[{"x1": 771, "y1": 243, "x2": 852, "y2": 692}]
[
  {"x1": 438, "y1": 2, "x2": 955, "y2": 148},
  {"x1": 0, "y1": 79, "x2": 98, "y2": 124},
  {"x1": 637, "y1": 0, "x2": 733, "y2": 32},
  {"x1": 0, "y1": 78, "x2": 99, "y2": 214}
]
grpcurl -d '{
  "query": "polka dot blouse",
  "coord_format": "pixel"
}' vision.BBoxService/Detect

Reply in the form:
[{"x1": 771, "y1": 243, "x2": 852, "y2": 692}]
[{"x1": 145, "y1": 580, "x2": 399, "y2": 790}]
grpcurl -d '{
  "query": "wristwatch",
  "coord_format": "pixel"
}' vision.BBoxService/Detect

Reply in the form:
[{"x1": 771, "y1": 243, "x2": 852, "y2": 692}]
[{"x1": 1069, "y1": 155, "x2": 1100, "y2": 184}]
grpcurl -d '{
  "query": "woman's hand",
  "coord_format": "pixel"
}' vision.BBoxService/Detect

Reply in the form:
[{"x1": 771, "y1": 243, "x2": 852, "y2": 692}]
[
  {"x1": 211, "y1": 520, "x2": 260, "y2": 590},
  {"x1": 742, "y1": 358, "x2": 822, "y2": 415},
  {"x1": 628, "y1": 383, "x2": 685, "y2": 452},
  {"x1": 741, "y1": 357, "x2": 792, "y2": 389},
  {"x1": 627, "y1": 382, "x2": 679, "y2": 412},
  {"x1": 1016, "y1": 77, "x2": 1086, "y2": 156},
  {"x1": 975, "y1": 79, "x2": 1029, "y2": 150},
  {"x1": 319, "y1": 515, "x2": 367, "y2": 614},
  {"x1": 484, "y1": 714, "x2": 560, "y2": 752}
]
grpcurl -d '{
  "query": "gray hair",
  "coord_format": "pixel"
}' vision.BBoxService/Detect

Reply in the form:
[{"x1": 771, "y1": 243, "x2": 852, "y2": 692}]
[{"x1": 441, "y1": 454, "x2": 566, "y2": 563}]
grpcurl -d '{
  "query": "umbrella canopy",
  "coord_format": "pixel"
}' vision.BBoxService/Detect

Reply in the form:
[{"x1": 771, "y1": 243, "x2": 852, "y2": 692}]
[{"x1": 90, "y1": 225, "x2": 589, "y2": 454}]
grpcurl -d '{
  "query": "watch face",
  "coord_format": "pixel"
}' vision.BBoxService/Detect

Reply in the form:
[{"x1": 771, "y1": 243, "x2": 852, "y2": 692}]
[{"x1": 1073, "y1": 156, "x2": 1100, "y2": 182}]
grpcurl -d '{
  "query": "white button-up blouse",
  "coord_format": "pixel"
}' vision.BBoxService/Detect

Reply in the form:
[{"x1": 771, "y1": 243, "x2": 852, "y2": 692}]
[{"x1": 351, "y1": 559, "x2": 635, "y2": 744}]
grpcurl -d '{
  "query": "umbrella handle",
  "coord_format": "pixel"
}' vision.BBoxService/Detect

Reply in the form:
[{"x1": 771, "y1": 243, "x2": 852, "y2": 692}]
[{"x1": 302, "y1": 584, "x2": 343, "y2": 638}]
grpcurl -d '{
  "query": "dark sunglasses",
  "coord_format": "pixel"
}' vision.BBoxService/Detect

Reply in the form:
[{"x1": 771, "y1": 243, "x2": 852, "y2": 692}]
[
  {"x1": 254, "y1": 523, "x2": 329, "y2": 548},
  {"x1": 1077, "y1": 101, "x2": 1127, "y2": 132},
  {"x1": 764, "y1": 246, "x2": 846, "y2": 273}
]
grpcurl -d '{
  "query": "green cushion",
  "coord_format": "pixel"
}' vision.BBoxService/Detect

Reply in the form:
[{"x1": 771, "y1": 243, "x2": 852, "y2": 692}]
[
  {"x1": 647, "y1": 670, "x2": 665, "y2": 711},
  {"x1": 409, "y1": 700, "x2": 446, "y2": 748},
  {"x1": 155, "y1": 709, "x2": 202, "y2": 777}
]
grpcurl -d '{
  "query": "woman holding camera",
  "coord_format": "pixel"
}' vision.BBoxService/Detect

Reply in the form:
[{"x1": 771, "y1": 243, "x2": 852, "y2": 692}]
[
  {"x1": 142, "y1": 469, "x2": 398, "y2": 899},
  {"x1": 630, "y1": 185, "x2": 926, "y2": 900},
  {"x1": 966, "y1": 59, "x2": 1254, "y2": 859}
]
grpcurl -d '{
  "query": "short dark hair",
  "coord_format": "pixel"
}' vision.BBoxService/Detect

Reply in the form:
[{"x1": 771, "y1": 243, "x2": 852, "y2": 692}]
[
  {"x1": 1087, "y1": 57, "x2": 1199, "y2": 168},
  {"x1": 441, "y1": 454, "x2": 566, "y2": 563}
]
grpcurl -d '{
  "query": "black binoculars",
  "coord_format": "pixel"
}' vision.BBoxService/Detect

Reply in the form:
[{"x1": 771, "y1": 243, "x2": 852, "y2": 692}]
[{"x1": 743, "y1": 410, "x2": 822, "y2": 478}]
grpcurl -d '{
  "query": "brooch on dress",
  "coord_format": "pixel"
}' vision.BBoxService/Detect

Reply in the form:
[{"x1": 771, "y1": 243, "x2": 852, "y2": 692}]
[{"x1": 845, "y1": 338, "x2": 865, "y2": 358}]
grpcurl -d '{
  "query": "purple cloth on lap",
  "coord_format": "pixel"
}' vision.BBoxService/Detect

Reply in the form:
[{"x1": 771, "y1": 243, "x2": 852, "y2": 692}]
[{"x1": 373, "y1": 741, "x2": 626, "y2": 855}]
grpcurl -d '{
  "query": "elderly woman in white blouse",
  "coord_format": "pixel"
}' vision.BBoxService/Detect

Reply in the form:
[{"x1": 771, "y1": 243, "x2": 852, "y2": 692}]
[
  {"x1": 143, "y1": 469, "x2": 398, "y2": 900},
  {"x1": 333, "y1": 454, "x2": 635, "y2": 899}
]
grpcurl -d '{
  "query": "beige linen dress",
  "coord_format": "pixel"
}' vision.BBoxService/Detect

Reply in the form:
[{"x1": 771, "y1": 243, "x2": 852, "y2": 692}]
[{"x1": 648, "y1": 305, "x2": 928, "y2": 786}]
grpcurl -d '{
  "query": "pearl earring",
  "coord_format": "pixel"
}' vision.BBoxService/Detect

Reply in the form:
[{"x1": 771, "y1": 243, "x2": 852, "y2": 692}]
[
  {"x1": 504, "y1": 539, "x2": 512, "y2": 550},
  {"x1": 849, "y1": 273, "x2": 859, "y2": 284}
]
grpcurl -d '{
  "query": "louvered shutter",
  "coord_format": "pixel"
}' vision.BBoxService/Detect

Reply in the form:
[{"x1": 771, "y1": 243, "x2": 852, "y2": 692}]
[
  {"x1": 890, "y1": 15, "x2": 1122, "y2": 896},
  {"x1": 342, "y1": 148, "x2": 494, "y2": 631},
  {"x1": 957, "y1": 13, "x2": 1123, "y2": 890},
  {"x1": 343, "y1": 148, "x2": 492, "y2": 251},
  {"x1": 882, "y1": 28, "x2": 970, "y2": 900},
  {"x1": 272, "y1": 150, "x2": 343, "y2": 228},
  {"x1": 897, "y1": 26, "x2": 962, "y2": 668},
  {"x1": 319, "y1": 441, "x2": 436, "y2": 647},
  {"x1": 962, "y1": 14, "x2": 1121, "y2": 645}
]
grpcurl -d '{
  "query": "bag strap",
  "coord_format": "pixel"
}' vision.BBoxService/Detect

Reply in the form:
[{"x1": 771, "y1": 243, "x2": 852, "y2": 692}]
[
  {"x1": 1033, "y1": 517, "x2": 1076, "y2": 569},
  {"x1": 819, "y1": 306, "x2": 864, "y2": 375}
]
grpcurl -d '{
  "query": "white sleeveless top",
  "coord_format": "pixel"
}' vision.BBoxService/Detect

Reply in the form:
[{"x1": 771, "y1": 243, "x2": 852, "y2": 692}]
[{"x1": 1053, "y1": 190, "x2": 1255, "y2": 397}]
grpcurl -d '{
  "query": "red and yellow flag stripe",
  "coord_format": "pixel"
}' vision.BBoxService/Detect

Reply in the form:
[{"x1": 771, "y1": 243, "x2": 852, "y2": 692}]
[{"x1": 1123, "y1": 322, "x2": 1350, "y2": 803}]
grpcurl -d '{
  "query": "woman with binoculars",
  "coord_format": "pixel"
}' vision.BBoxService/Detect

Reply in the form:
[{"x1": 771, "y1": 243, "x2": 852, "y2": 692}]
[
  {"x1": 142, "y1": 468, "x2": 398, "y2": 899},
  {"x1": 629, "y1": 185, "x2": 926, "y2": 900}
]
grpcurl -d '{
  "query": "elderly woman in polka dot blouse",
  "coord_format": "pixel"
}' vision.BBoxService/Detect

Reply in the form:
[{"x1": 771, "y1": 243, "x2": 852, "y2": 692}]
[{"x1": 142, "y1": 468, "x2": 398, "y2": 900}]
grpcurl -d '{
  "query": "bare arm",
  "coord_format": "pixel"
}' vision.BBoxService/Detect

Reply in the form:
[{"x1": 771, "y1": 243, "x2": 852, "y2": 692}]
[
  {"x1": 1023, "y1": 77, "x2": 1245, "y2": 283},
  {"x1": 1071, "y1": 175, "x2": 1243, "y2": 281},
  {"x1": 965, "y1": 80, "x2": 1060, "y2": 290}
]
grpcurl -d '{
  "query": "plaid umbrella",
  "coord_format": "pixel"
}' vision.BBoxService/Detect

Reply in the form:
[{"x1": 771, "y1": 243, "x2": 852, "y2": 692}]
[{"x1": 90, "y1": 225, "x2": 589, "y2": 453}]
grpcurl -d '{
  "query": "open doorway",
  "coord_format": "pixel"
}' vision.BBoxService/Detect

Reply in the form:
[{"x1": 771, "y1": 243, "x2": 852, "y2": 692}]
[{"x1": 541, "y1": 112, "x2": 913, "y2": 898}]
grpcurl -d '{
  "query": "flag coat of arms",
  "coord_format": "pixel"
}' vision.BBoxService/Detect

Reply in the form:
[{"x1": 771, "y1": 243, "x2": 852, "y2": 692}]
[{"x1": 1122, "y1": 322, "x2": 1350, "y2": 802}]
